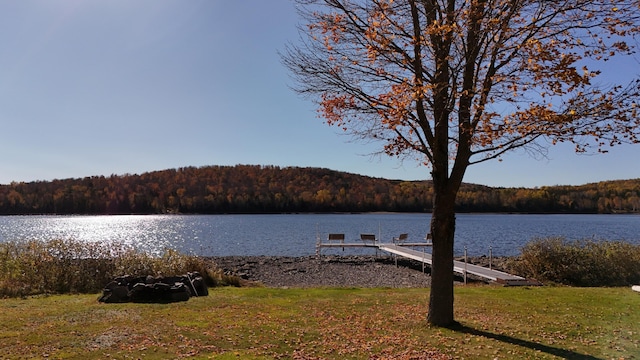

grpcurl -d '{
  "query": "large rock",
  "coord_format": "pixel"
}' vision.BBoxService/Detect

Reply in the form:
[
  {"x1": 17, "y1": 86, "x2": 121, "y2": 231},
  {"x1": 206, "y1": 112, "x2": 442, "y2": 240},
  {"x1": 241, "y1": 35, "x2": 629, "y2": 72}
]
[{"x1": 98, "y1": 272, "x2": 208, "y2": 303}]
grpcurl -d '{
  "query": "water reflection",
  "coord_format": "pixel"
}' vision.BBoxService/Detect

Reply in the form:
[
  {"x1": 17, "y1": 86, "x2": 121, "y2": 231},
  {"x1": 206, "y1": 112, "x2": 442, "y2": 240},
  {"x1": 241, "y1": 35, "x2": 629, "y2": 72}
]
[{"x1": 0, "y1": 215, "x2": 180, "y2": 255}]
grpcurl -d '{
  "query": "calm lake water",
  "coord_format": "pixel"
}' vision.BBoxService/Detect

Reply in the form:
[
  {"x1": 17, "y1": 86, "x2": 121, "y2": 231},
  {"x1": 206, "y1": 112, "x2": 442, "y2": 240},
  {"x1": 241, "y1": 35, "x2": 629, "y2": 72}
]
[{"x1": 0, "y1": 213, "x2": 638, "y2": 257}]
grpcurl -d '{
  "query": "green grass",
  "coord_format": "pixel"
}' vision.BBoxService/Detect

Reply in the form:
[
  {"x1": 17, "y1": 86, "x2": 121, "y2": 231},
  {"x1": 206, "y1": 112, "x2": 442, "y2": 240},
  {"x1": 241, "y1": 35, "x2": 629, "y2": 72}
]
[{"x1": 0, "y1": 286, "x2": 638, "y2": 359}]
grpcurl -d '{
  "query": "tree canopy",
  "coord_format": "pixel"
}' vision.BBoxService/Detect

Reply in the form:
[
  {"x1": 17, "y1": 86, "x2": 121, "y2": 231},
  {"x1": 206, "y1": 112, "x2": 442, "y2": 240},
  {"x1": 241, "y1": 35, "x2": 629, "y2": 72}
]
[{"x1": 285, "y1": 0, "x2": 640, "y2": 164}]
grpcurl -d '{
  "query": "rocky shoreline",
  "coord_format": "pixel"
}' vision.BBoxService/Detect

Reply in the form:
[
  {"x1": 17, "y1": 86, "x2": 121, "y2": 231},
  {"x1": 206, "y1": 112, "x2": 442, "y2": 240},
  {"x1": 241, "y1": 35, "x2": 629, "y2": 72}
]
[
  {"x1": 211, "y1": 255, "x2": 432, "y2": 288},
  {"x1": 210, "y1": 255, "x2": 516, "y2": 288}
]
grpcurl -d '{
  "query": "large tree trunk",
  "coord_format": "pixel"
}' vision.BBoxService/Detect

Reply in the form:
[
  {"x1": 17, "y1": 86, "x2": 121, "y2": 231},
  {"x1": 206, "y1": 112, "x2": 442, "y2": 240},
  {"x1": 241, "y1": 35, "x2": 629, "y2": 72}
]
[{"x1": 427, "y1": 186, "x2": 457, "y2": 326}]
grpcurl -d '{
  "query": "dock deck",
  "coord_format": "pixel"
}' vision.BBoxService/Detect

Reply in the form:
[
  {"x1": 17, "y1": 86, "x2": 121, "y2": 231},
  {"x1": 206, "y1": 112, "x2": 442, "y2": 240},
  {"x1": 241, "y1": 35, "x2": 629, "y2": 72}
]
[
  {"x1": 378, "y1": 244, "x2": 534, "y2": 286},
  {"x1": 317, "y1": 240, "x2": 537, "y2": 286}
]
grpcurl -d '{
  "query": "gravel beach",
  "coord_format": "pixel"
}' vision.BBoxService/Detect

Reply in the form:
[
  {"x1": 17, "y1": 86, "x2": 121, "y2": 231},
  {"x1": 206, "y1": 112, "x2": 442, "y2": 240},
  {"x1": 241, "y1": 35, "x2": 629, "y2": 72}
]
[
  {"x1": 210, "y1": 254, "x2": 517, "y2": 288},
  {"x1": 210, "y1": 255, "x2": 435, "y2": 288}
]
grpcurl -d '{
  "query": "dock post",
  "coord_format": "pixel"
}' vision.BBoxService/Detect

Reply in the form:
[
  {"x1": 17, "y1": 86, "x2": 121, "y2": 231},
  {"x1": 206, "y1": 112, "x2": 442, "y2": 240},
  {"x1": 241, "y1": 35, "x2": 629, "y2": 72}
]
[
  {"x1": 377, "y1": 223, "x2": 381, "y2": 258},
  {"x1": 315, "y1": 224, "x2": 320, "y2": 258},
  {"x1": 489, "y1": 246, "x2": 493, "y2": 270},
  {"x1": 464, "y1": 246, "x2": 468, "y2": 285}
]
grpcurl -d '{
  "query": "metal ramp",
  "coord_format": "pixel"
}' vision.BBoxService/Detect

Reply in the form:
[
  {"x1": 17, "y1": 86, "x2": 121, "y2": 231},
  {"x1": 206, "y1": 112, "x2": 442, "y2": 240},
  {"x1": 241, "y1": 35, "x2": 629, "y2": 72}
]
[{"x1": 378, "y1": 244, "x2": 538, "y2": 286}]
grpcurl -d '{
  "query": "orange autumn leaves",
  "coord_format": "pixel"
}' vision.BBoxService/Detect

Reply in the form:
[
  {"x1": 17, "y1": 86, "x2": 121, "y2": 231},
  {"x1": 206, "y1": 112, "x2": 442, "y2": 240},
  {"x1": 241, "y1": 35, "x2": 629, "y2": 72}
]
[{"x1": 299, "y1": 0, "x2": 640, "y2": 164}]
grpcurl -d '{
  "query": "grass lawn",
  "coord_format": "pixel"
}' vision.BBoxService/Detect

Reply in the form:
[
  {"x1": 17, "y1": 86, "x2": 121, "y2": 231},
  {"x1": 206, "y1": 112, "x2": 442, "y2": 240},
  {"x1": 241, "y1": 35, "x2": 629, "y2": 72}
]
[{"x1": 0, "y1": 286, "x2": 638, "y2": 359}]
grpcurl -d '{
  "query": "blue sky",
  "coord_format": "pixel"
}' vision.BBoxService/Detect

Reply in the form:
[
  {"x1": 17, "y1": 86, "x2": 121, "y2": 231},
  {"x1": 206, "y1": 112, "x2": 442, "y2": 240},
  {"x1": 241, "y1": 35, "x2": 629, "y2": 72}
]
[{"x1": 1, "y1": 0, "x2": 638, "y2": 188}]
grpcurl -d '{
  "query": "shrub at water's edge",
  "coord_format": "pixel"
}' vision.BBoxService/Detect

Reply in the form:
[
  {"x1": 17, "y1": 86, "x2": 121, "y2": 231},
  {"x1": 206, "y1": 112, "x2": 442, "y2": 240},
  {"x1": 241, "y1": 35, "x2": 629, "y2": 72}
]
[
  {"x1": 508, "y1": 237, "x2": 640, "y2": 286},
  {"x1": 0, "y1": 239, "x2": 239, "y2": 298}
]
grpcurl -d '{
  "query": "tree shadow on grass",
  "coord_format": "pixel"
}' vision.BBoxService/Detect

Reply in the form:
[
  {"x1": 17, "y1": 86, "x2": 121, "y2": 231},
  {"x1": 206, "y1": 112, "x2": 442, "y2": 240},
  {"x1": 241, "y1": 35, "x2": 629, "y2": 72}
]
[{"x1": 449, "y1": 323, "x2": 602, "y2": 360}]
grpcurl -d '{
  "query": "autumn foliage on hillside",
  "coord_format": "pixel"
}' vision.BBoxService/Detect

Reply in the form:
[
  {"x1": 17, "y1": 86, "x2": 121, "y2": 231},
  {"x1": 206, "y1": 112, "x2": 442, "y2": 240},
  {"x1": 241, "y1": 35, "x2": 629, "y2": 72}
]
[{"x1": 0, "y1": 165, "x2": 638, "y2": 215}]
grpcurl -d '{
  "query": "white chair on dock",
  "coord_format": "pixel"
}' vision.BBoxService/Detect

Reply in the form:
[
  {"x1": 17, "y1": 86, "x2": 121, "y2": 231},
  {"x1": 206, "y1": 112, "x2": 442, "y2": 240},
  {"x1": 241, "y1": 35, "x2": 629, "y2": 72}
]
[
  {"x1": 316, "y1": 233, "x2": 346, "y2": 256},
  {"x1": 392, "y1": 233, "x2": 408, "y2": 244},
  {"x1": 360, "y1": 233, "x2": 377, "y2": 244},
  {"x1": 327, "y1": 233, "x2": 345, "y2": 244}
]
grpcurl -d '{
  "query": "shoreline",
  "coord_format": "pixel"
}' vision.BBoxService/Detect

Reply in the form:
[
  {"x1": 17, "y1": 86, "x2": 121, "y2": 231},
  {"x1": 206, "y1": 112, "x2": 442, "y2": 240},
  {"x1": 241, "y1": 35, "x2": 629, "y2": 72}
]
[{"x1": 209, "y1": 255, "x2": 516, "y2": 288}]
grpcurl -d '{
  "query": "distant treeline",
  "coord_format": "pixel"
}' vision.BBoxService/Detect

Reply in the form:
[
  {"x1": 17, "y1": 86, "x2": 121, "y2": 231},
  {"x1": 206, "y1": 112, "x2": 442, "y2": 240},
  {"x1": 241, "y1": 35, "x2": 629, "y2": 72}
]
[{"x1": 0, "y1": 165, "x2": 639, "y2": 214}]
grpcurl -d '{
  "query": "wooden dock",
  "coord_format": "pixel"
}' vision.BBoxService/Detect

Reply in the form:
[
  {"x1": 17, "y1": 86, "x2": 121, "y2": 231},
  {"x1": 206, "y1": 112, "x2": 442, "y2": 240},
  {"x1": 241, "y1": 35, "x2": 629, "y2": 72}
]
[{"x1": 317, "y1": 239, "x2": 538, "y2": 286}]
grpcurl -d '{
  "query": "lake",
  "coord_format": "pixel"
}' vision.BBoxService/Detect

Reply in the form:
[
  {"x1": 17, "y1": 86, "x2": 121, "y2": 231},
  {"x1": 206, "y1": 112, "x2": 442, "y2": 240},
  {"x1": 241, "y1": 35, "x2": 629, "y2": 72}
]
[{"x1": 0, "y1": 213, "x2": 638, "y2": 257}]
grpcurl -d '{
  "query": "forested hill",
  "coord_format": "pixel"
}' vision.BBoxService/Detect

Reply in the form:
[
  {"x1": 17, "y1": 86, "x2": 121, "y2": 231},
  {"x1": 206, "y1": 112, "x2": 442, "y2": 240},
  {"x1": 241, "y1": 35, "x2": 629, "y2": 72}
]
[{"x1": 0, "y1": 165, "x2": 638, "y2": 214}]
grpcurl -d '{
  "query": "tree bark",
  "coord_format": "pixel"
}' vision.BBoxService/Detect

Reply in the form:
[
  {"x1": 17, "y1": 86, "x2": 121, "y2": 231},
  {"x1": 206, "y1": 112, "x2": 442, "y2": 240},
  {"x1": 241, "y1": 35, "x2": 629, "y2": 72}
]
[{"x1": 426, "y1": 184, "x2": 457, "y2": 326}]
